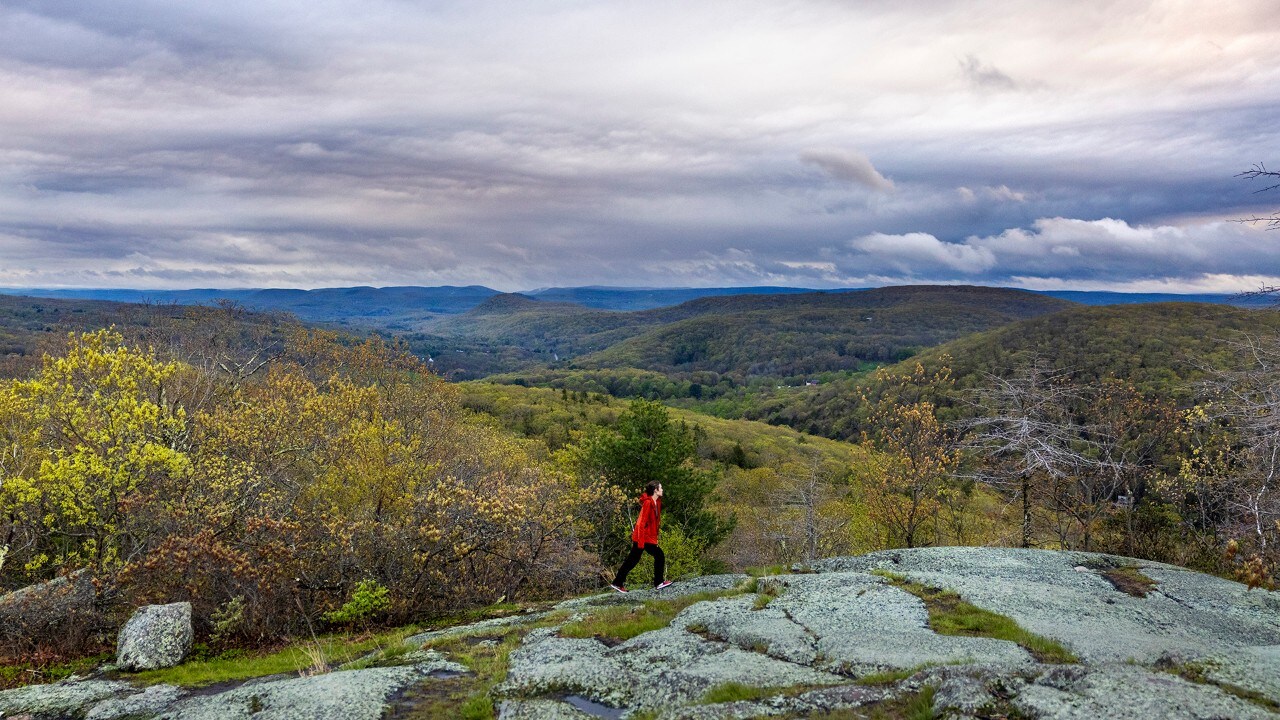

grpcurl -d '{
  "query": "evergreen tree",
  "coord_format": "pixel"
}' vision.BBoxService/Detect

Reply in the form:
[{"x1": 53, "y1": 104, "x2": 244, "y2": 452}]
[{"x1": 578, "y1": 399, "x2": 733, "y2": 555}]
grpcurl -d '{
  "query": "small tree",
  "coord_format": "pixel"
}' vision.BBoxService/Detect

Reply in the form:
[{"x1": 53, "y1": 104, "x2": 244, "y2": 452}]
[
  {"x1": 861, "y1": 364, "x2": 959, "y2": 549},
  {"x1": 962, "y1": 360, "x2": 1096, "y2": 548},
  {"x1": 575, "y1": 400, "x2": 733, "y2": 564},
  {"x1": 769, "y1": 451, "x2": 854, "y2": 562}
]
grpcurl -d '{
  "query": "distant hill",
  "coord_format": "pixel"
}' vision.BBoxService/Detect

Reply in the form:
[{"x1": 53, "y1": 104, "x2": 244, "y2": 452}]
[
  {"x1": 416, "y1": 285, "x2": 1073, "y2": 382},
  {"x1": 0, "y1": 294, "x2": 293, "y2": 379},
  {"x1": 0, "y1": 286, "x2": 500, "y2": 328},
  {"x1": 749, "y1": 302, "x2": 1280, "y2": 439},
  {"x1": 572, "y1": 286, "x2": 1074, "y2": 382},
  {"x1": 1038, "y1": 290, "x2": 1269, "y2": 307},
  {"x1": 525, "y1": 285, "x2": 853, "y2": 310},
  {"x1": 1, "y1": 285, "x2": 1264, "y2": 329}
]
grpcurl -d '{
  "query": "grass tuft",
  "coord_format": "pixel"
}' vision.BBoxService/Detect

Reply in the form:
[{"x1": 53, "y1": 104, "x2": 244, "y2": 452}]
[
  {"x1": 869, "y1": 685, "x2": 937, "y2": 720},
  {"x1": 753, "y1": 586, "x2": 782, "y2": 610},
  {"x1": 873, "y1": 571, "x2": 1077, "y2": 664},
  {"x1": 701, "y1": 681, "x2": 779, "y2": 704}
]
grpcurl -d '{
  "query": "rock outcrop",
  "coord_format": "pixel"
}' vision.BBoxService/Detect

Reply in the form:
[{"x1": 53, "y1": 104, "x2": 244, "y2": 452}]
[
  {"x1": 0, "y1": 570, "x2": 108, "y2": 656},
  {"x1": 498, "y1": 548, "x2": 1280, "y2": 719},
  {"x1": 1, "y1": 549, "x2": 1277, "y2": 719},
  {"x1": 116, "y1": 603, "x2": 194, "y2": 672}
]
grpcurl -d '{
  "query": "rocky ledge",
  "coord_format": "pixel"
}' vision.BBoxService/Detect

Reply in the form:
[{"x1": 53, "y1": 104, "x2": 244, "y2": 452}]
[{"x1": 2, "y1": 548, "x2": 1278, "y2": 719}]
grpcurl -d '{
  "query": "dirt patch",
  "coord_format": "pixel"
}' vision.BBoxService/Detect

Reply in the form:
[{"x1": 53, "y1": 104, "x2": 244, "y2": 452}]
[
  {"x1": 382, "y1": 674, "x2": 484, "y2": 719},
  {"x1": 1099, "y1": 565, "x2": 1158, "y2": 598}
]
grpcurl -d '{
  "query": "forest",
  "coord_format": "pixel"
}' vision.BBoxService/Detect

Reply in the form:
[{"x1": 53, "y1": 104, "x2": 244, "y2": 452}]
[{"x1": 0, "y1": 287, "x2": 1277, "y2": 681}]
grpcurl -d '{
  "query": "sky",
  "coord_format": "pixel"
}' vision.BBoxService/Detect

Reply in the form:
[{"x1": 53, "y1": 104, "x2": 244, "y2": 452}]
[{"x1": 2, "y1": 0, "x2": 1279, "y2": 292}]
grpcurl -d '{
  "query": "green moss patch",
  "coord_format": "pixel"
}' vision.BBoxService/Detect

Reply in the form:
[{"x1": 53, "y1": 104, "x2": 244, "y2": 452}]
[{"x1": 874, "y1": 571, "x2": 1077, "y2": 664}]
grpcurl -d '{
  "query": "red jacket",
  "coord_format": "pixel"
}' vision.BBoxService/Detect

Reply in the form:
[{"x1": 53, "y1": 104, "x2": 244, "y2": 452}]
[{"x1": 631, "y1": 493, "x2": 661, "y2": 546}]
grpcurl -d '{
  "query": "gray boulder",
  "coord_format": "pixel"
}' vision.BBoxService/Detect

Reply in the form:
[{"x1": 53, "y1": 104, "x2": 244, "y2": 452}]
[
  {"x1": 116, "y1": 602, "x2": 194, "y2": 671},
  {"x1": 0, "y1": 570, "x2": 109, "y2": 656}
]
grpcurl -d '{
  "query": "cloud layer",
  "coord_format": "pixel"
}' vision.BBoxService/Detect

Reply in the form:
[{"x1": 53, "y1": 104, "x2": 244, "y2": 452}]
[{"x1": 1, "y1": 0, "x2": 1279, "y2": 291}]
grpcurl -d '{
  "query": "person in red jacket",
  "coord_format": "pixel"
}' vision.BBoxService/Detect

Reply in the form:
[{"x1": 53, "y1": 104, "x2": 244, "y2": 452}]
[{"x1": 610, "y1": 481, "x2": 673, "y2": 592}]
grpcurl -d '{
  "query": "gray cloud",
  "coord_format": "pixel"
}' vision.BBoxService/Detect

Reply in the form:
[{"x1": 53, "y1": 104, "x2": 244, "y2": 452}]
[
  {"x1": 800, "y1": 150, "x2": 895, "y2": 191},
  {"x1": 0, "y1": 0, "x2": 1278, "y2": 291},
  {"x1": 959, "y1": 54, "x2": 1019, "y2": 91}
]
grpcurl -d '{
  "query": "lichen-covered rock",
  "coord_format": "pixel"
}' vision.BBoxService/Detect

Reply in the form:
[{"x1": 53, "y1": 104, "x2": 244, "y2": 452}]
[
  {"x1": 1013, "y1": 663, "x2": 1278, "y2": 719},
  {"x1": 154, "y1": 666, "x2": 432, "y2": 720},
  {"x1": 497, "y1": 698, "x2": 600, "y2": 719},
  {"x1": 116, "y1": 602, "x2": 194, "y2": 671},
  {"x1": 499, "y1": 621, "x2": 844, "y2": 711},
  {"x1": 811, "y1": 547, "x2": 1280, "y2": 665},
  {"x1": 0, "y1": 678, "x2": 133, "y2": 720},
  {"x1": 86, "y1": 683, "x2": 185, "y2": 720}
]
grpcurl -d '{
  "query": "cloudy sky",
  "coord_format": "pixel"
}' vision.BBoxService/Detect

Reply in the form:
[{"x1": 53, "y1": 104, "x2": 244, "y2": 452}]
[{"x1": 2, "y1": 0, "x2": 1279, "y2": 291}]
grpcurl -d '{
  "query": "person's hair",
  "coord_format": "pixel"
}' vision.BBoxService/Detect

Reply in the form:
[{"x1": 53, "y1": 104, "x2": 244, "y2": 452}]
[{"x1": 643, "y1": 481, "x2": 659, "y2": 496}]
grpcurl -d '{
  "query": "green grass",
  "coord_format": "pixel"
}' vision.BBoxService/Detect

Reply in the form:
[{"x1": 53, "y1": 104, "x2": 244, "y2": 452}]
[
  {"x1": 878, "y1": 685, "x2": 937, "y2": 720},
  {"x1": 559, "y1": 587, "x2": 749, "y2": 643},
  {"x1": 873, "y1": 571, "x2": 1077, "y2": 664},
  {"x1": 700, "y1": 681, "x2": 831, "y2": 705},
  {"x1": 0, "y1": 653, "x2": 112, "y2": 690},
  {"x1": 746, "y1": 564, "x2": 791, "y2": 577},
  {"x1": 131, "y1": 626, "x2": 423, "y2": 687},
  {"x1": 701, "y1": 681, "x2": 782, "y2": 704},
  {"x1": 753, "y1": 582, "x2": 783, "y2": 610}
]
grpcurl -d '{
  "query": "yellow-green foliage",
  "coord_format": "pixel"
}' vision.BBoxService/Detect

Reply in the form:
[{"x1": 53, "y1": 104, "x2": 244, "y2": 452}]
[
  {"x1": 0, "y1": 329, "x2": 616, "y2": 655},
  {"x1": 0, "y1": 329, "x2": 190, "y2": 573}
]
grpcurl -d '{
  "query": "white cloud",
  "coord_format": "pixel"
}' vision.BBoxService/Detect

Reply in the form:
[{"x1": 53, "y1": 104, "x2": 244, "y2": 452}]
[{"x1": 849, "y1": 232, "x2": 996, "y2": 275}]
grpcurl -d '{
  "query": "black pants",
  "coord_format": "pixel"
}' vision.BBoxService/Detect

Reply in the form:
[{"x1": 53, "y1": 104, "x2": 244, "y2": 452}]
[{"x1": 613, "y1": 543, "x2": 664, "y2": 587}]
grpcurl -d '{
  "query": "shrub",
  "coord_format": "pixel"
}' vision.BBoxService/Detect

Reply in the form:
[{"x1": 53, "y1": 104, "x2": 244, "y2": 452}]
[{"x1": 323, "y1": 581, "x2": 391, "y2": 626}]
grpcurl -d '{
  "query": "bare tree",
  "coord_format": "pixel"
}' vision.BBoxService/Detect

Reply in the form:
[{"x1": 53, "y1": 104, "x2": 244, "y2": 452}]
[
  {"x1": 1237, "y1": 162, "x2": 1280, "y2": 230},
  {"x1": 769, "y1": 451, "x2": 850, "y2": 562},
  {"x1": 1208, "y1": 335, "x2": 1280, "y2": 555},
  {"x1": 960, "y1": 360, "x2": 1098, "y2": 548}
]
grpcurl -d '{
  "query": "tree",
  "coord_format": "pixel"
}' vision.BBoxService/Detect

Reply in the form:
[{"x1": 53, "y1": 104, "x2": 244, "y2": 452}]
[
  {"x1": 1237, "y1": 162, "x2": 1280, "y2": 230},
  {"x1": 861, "y1": 363, "x2": 960, "y2": 549},
  {"x1": 768, "y1": 451, "x2": 853, "y2": 562},
  {"x1": 575, "y1": 399, "x2": 733, "y2": 561},
  {"x1": 1194, "y1": 334, "x2": 1280, "y2": 587},
  {"x1": 962, "y1": 360, "x2": 1097, "y2": 548}
]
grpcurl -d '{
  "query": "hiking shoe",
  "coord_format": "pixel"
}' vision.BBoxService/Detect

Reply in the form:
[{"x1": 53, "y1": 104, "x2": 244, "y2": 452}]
[
  {"x1": 656, "y1": 580, "x2": 674, "y2": 590},
  {"x1": 610, "y1": 584, "x2": 628, "y2": 593}
]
